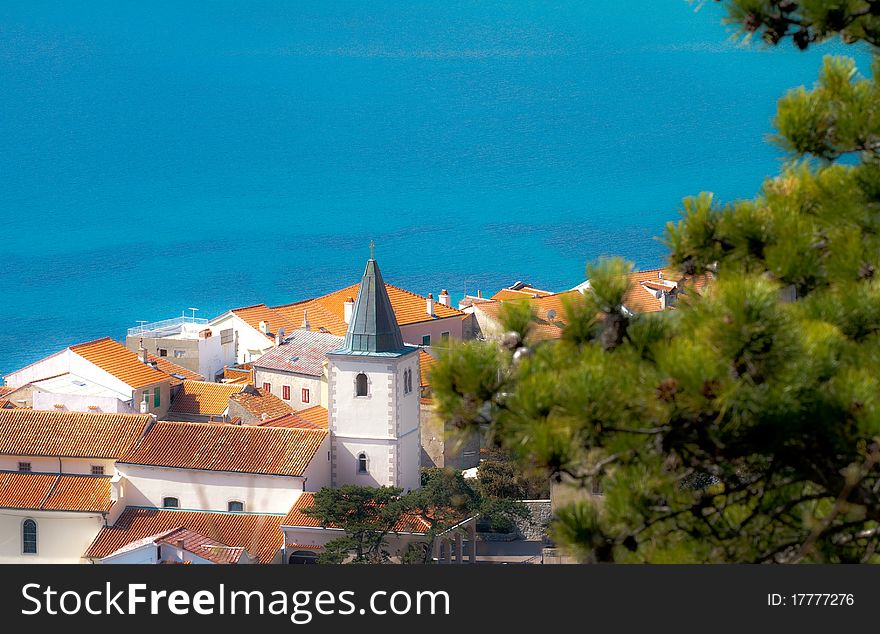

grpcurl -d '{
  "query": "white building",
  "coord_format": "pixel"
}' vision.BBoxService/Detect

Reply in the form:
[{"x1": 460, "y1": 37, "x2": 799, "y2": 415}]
[
  {"x1": 3, "y1": 337, "x2": 172, "y2": 418},
  {"x1": 0, "y1": 409, "x2": 153, "y2": 563},
  {"x1": 125, "y1": 315, "x2": 233, "y2": 382},
  {"x1": 326, "y1": 256, "x2": 422, "y2": 492},
  {"x1": 114, "y1": 421, "x2": 331, "y2": 514}
]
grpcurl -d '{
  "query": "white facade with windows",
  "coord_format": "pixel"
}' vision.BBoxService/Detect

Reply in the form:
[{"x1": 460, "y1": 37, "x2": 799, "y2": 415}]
[
  {"x1": 328, "y1": 353, "x2": 421, "y2": 491},
  {"x1": 0, "y1": 510, "x2": 108, "y2": 564},
  {"x1": 115, "y1": 438, "x2": 331, "y2": 515}
]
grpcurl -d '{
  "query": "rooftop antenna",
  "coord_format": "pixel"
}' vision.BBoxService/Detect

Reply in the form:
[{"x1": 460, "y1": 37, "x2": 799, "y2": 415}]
[
  {"x1": 188, "y1": 307, "x2": 199, "y2": 321},
  {"x1": 369, "y1": 239, "x2": 375, "y2": 260},
  {"x1": 135, "y1": 320, "x2": 147, "y2": 335}
]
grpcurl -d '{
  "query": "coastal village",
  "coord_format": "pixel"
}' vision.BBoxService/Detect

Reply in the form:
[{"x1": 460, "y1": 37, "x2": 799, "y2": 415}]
[{"x1": 0, "y1": 254, "x2": 708, "y2": 564}]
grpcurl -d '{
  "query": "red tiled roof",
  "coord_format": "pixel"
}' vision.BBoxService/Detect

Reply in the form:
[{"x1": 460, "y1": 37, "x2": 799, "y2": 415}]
[
  {"x1": 419, "y1": 350, "x2": 436, "y2": 389},
  {"x1": 155, "y1": 527, "x2": 247, "y2": 564},
  {"x1": 85, "y1": 507, "x2": 284, "y2": 563},
  {"x1": 0, "y1": 398, "x2": 16, "y2": 409},
  {"x1": 147, "y1": 354, "x2": 204, "y2": 386},
  {"x1": 490, "y1": 285, "x2": 553, "y2": 301},
  {"x1": 168, "y1": 380, "x2": 244, "y2": 416},
  {"x1": 282, "y1": 492, "x2": 432, "y2": 534},
  {"x1": 0, "y1": 409, "x2": 153, "y2": 459},
  {"x1": 251, "y1": 330, "x2": 342, "y2": 376},
  {"x1": 273, "y1": 283, "x2": 466, "y2": 336},
  {"x1": 0, "y1": 471, "x2": 112, "y2": 512},
  {"x1": 120, "y1": 421, "x2": 327, "y2": 476},
  {"x1": 71, "y1": 337, "x2": 169, "y2": 389},
  {"x1": 295, "y1": 405, "x2": 328, "y2": 430},
  {"x1": 223, "y1": 365, "x2": 254, "y2": 385},
  {"x1": 0, "y1": 386, "x2": 13, "y2": 397},
  {"x1": 259, "y1": 406, "x2": 329, "y2": 430},
  {"x1": 229, "y1": 387, "x2": 294, "y2": 420}
]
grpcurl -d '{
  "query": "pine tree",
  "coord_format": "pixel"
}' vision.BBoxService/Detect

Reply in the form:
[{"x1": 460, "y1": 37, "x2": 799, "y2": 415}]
[{"x1": 433, "y1": 3, "x2": 880, "y2": 563}]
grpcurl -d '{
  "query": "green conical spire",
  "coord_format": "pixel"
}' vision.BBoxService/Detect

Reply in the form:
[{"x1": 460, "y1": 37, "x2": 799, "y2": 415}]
[{"x1": 341, "y1": 257, "x2": 405, "y2": 353}]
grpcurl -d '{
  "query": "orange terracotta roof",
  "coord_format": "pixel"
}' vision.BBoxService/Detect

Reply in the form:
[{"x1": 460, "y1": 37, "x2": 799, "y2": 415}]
[
  {"x1": 85, "y1": 507, "x2": 284, "y2": 563},
  {"x1": 257, "y1": 413, "x2": 314, "y2": 429},
  {"x1": 0, "y1": 398, "x2": 16, "y2": 409},
  {"x1": 490, "y1": 287, "x2": 553, "y2": 301},
  {"x1": 120, "y1": 421, "x2": 327, "y2": 476},
  {"x1": 0, "y1": 386, "x2": 13, "y2": 397},
  {"x1": 621, "y1": 269, "x2": 669, "y2": 313},
  {"x1": 229, "y1": 387, "x2": 293, "y2": 420},
  {"x1": 282, "y1": 492, "x2": 432, "y2": 534},
  {"x1": 70, "y1": 337, "x2": 169, "y2": 389},
  {"x1": 472, "y1": 291, "x2": 577, "y2": 341},
  {"x1": 223, "y1": 365, "x2": 254, "y2": 385},
  {"x1": 419, "y1": 350, "x2": 436, "y2": 389},
  {"x1": 229, "y1": 304, "x2": 296, "y2": 342},
  {"x1": 257, "y1": 406, "x2": 328, "y2": 430},
  {"x1": 273, "y1": 282, "x2": 466, "y2": 337},
  {"x1": 147, "y1": 354, "x2": 204, "y2": 386},
  {"x1": 155, "y1": 527, "x2": 247, "y2": 564},
  {"x1": 168, "y1": 380, "x2": 244, "y2": 416},
  {"x1": 291, "y1": 405, "x2": 328, "y2": 429},
  {"x1": 0, "y1": 471, "x2": 112, "y2": 512},
  {"x1": 0, "y1": 409, "x2": 153, "y2": 459}
]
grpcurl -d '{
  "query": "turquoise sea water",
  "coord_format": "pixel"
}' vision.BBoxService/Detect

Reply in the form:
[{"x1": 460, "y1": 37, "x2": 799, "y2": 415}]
[{"x1": 0, "y1": 1, "x2": 872, "y2": 375}]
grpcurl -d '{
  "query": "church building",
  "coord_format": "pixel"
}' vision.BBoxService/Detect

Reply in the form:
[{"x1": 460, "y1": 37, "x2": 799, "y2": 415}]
[{"x1": 326, "y1": 256, "x2": 422, "y2": 492}]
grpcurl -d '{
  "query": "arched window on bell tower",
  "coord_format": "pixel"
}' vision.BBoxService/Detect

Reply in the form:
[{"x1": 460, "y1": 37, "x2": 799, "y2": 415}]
[
  {"x1": 357, "y1": 452, "x2": 368, "y2": 475},
  {"x1": 355, "y1": 372, "x2": 368, "y2": 397}
]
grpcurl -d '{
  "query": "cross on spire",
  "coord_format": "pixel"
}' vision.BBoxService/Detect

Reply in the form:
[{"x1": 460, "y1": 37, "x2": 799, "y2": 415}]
[{"x1": 369, "y1": 239, "x2": 375, "y2": 260}]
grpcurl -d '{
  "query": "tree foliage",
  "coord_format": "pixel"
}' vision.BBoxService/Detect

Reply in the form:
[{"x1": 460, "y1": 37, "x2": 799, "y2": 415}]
[
  {"x1": 303, "y1": 485, "x2": 406, "y2": 564},
  {"x1": 433, "y1": 6, "x2": 880, "y2": 562}
]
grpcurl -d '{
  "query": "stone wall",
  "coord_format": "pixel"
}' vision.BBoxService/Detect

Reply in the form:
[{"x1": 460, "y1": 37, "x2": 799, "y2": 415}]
[{"x1": 515, "y1": 499, "x2": 553, "y2": 542}]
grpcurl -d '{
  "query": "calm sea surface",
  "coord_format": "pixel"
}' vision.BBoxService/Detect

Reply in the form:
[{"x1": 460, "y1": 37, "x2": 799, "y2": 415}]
[{"x1": 0, "y1": 1, "x2": 871, "y2": 375}]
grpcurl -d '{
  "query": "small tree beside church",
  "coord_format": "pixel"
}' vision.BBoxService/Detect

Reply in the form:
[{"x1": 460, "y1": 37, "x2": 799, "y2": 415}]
[{"x1": 304, "y1": 485, "x2": 407, "y2": 564}]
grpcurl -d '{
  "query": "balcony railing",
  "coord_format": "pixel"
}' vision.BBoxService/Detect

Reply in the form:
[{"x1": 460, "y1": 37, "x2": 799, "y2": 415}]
[{"x1": 127, "y1": 315, "x2": 209, "y2": 338}]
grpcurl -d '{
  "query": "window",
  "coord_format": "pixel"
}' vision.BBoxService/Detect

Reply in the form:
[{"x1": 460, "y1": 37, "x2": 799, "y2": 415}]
[
  {"x1": 158, "y1": 349, "x2": 168, "y2": 357},
  {"x1": 263, "y1": 382, "x2": 271, "y2": 393},
  {"x1": 228, "y1": 501, "x2": 244, "y2": 512},
  {"x1": 357, "y1": 452, "x2": 368, "y2": 474},
  {"x1": 173, "y1": 350, "x2": 185, "y2": 358},
  {"x1": 143, "y1": 389, "x2": 151, "y2": 404},
  {"x1": 162, "y1": 497, "x2": 179, "y2": 509},
  {"x1": 441, "y1": 331, "x2": 450, "y2": 344},
  {"x1": 282, "y1": 385, "x2": 290, "y2": 400},
  {"x1": 154, "y1": 387, "x2": 160, "y2": 407},
  {"x1": 22, "y1": 519, "x2": 37, "y2": 555},
  {"x1": 302, "y1": 388, "x2": 310, "y2": 404},
  {"x1": 355, "y1": 373, "x2": 368, "y2": 397},
  {"x1": 18, "y1": 462, "x2": 31, "y2": 472},
  {"x1": 403, "y1": 369, "x2": 411, "y2": 394},
  {"x1": 91, "y1": 465, "x2": 104, "y2": 476},
  {"x1": 422, "y1": 335, "x2": 431, "y2": 346}
]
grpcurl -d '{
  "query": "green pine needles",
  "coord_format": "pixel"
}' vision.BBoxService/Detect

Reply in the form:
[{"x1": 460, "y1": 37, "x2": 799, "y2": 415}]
[{"x1": 433, "y1": 2, "x2": 880, "y2": 563}]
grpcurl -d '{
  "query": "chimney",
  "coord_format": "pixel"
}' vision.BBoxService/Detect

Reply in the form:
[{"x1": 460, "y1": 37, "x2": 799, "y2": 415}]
[
  {"x1": 302, "y1": 310, "x2": 310, "y2": 331},
  {"x1": 477, "y1": 289, "x2": 482, "y2": 299},
  {"x1": 274, "y1": 332, "x2": 282, "y2": 347},
  {"x1": 138, "y1": 341, "x2": 149, "y2": 364},
  {"x1": 343, "y1": 297, "x2": 355, "y2": 324},
  {"x1": 438, "y1": 289, "x2": 451, "y2": 308},
  {"x1": 261, "y1": 412, "x2": 269, "y2": 422},
  {"x1": 426, "y1": 293, "x2": 435, "y2": 317},
  {"x1": 259, "y1": 320, "x2": 269, "y2": 335}
]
